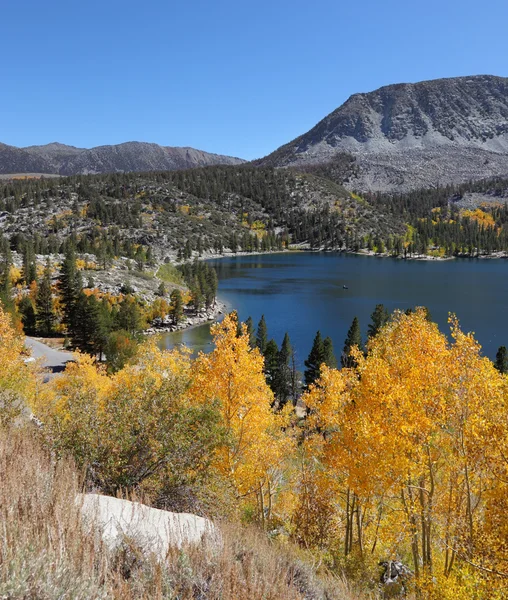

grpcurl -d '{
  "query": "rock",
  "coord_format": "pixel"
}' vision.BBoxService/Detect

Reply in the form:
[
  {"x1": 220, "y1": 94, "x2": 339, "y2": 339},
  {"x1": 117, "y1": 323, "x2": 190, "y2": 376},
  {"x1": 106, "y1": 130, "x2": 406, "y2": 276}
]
[
  {"x1": 379, "y1": 561, "x2": 413, "y2": 597},
  {"x1": 77, "y1": 493, "x2": 219, "y2": 560}
]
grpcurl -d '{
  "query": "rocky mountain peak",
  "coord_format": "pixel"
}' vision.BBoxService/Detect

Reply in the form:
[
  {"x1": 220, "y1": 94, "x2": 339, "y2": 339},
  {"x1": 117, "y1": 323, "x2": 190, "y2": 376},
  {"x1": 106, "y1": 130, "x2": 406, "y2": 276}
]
[{"x1": 259, "y1": 75, "x2": 508, "y2": 191}]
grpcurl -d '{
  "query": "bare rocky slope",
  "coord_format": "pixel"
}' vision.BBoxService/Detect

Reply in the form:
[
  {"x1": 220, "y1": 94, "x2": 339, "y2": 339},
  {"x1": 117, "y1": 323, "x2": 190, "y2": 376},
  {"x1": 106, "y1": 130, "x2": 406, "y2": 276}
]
[
  {"x1": 258, "y1": 75, "x2": 508, "y2": 191},
  {"x1": 0, "y1": 141, "x2": 244, "y2": 175}
]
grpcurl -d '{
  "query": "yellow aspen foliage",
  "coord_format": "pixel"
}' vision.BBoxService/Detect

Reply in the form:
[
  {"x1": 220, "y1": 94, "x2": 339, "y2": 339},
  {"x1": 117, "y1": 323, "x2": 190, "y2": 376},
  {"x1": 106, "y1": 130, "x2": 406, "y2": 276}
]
[
  {"x1": 0, "y1": 305, "x2": 38, "y2": 426},
  {"x1": 33, "y1": 342, "x2": 223, "y2": 499},
  {"x1": 191, "y1": 313, "x2": 294, "y2": 523},
  {"x1": 9, "y1": 265, "x2": 21, "y2": 285},
  {"x1": 302, "y1": 309, "x2": 508, "y2": 595}
]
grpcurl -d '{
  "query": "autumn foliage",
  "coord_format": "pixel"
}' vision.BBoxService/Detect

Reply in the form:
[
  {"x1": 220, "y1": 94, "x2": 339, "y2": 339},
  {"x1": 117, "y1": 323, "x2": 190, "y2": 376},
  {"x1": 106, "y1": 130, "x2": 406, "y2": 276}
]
[
  {"x1": 2, "y1": 303, "x2": 508, "y2": 597},
  {"x1": 302, "y1": 309, "x2": 508, "y2": 597}
]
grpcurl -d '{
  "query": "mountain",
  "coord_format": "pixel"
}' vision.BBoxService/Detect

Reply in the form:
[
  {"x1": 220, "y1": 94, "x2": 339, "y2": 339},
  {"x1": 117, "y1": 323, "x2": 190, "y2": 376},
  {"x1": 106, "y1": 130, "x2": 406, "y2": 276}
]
[
  {"x1": 0, "y1": 141, "x2": 244, "y2": 176},
  {"x1": 0, "y1": 143, "x2": 53, "y2": 175},
  {"x1": 258, "y1": 75, "x2": 508, "y2": 191},
  {"x1": 23, "y1": 142, "x2": 85, "y2": 172}
]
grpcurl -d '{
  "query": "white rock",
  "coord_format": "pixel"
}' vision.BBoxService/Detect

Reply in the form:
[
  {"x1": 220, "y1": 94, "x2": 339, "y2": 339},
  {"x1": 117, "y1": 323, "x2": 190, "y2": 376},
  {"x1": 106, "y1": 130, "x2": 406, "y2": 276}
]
[{"x1": 77, "y1": 493, "x2": 218, "y2": 560}]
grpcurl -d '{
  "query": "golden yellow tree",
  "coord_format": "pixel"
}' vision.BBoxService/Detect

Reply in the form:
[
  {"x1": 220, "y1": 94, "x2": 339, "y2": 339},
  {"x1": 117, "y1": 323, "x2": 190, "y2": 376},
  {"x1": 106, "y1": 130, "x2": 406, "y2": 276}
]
[
  {"x1": 191, "y1": 313, "x2": 294, "y2": 525},
  {"x1": 302, "y1": 308, "x2": 508, "y2": 596},
  {"x1": 34, "y1": 342, "x2": 223, "y2": 499},
  {"x1": 0, "y1": 305, "x2": 38, "y2": 426}
]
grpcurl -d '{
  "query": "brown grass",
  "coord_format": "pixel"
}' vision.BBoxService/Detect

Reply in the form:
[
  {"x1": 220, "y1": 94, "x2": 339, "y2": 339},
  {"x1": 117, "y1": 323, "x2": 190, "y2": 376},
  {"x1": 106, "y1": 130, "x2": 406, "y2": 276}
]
[{"x1": 0, "y1": 426, "x2": 374, "y2": 599}]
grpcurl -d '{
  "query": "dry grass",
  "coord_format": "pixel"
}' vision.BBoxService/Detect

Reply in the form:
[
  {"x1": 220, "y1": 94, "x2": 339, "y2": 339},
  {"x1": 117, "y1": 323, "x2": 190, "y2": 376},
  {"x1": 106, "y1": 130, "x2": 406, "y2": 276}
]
[{"x1": 0, "y1": 426, "x2": 374, "y2": 599}]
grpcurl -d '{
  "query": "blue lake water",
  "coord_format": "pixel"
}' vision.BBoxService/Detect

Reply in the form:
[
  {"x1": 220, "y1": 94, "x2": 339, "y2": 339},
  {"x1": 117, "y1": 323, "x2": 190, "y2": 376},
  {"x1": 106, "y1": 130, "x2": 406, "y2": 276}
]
[{"x1": 159, "y1": 253, "x2": 508, "y2": 364}]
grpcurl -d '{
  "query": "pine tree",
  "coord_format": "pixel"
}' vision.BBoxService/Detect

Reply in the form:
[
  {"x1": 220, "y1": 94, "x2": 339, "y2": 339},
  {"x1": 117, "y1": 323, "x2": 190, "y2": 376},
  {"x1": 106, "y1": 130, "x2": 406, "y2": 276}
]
[
  {"x1": 117, "y1": 296, "x2": 143, "y2": 334},
  {"x1": 263, "y1": 339, "x2": 279, "y2": 392},
  {"x1": 36, "y1": 259, "x2": 56, "y2": 337},
  {"x1": 304, "y1": 331, "x2": 324, "y2": 389},
  {"x1": 368, "y1": 304, "x2": 390, "y2": 339},
  {"x1": 73, "y1": 294, "x2": 111, "y2": 358},
  {"x1": 245, "y1": 316, "x2": 256, "y2": 347},
  {"x1": 73, "y1": 292, "x2": 96, "y2": 353},
  {"x1": 59, "y1": 246, "x2": 82, "y2": 334},
  {"x1": 495, "y1": 346, "x2": 508, "y2": 374},
  {"x1": 275, "y1": 332, "x2": 293, "y2": 407},
  {"x1": 22, "y1": 241, "x2": 37, "y2": 285},
  {"x1": 0, "y1": 240, "x2": 13, "y2": 309},
  {"x1": 170, "y1": 289, "x2": 184, "y2": 325},
  {"x1": 322, "y1": 336, "x2": 337, "y2": 368},
  {"x1": 256, "y1": 315, "x2": 268, "y2": 354},
  {"x1": 19, "y1": 295, "x2": 36, "y2": 335},
  {"x1": 341, "y1": 316, "x2": 363, "y2": 368}
]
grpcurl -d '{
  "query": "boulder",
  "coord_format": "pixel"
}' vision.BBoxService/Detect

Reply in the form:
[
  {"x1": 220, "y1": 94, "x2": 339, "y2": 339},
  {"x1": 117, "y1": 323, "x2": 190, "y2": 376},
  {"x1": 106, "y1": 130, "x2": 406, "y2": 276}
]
[
  {"x1": 77, "y1": 493, "x2": 218, "y2": 560},
  {"x1": 379, "y1": 561, "x2": 413, "y2": 597}
]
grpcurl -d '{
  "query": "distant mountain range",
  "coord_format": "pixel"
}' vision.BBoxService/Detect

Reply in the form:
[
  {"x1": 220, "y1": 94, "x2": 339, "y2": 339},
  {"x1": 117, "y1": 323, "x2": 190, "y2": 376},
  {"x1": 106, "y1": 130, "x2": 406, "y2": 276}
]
[
  {"x1": 0, "y1": 141, "x2": 244, "y2": 176},
  {"x1": 258, "y1": 74, "x2": 508, "y2": 191},
  {"x1": 3, "y1": 75, "x2": 508, "y2": 191}
]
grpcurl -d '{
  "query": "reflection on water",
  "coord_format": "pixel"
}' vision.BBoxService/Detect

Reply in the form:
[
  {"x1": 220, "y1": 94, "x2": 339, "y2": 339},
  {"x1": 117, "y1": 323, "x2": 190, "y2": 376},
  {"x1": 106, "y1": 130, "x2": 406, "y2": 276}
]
[{"x1": 159, "y1": 253, "x2": 508, "y2": 364}]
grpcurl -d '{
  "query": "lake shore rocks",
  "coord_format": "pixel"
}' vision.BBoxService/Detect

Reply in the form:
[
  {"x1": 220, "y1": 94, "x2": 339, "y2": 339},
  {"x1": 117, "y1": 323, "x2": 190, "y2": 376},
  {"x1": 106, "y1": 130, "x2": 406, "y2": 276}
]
[{"x1": 144, "y1": 299, "x2": 227, "y2": 336}]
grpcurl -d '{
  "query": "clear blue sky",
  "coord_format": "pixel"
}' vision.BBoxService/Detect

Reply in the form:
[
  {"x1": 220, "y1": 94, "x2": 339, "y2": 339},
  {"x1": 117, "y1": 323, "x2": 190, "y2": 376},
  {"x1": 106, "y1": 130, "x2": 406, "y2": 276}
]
[{"x1": 1, "y1": 0, "x2": 506, "y2": 159}]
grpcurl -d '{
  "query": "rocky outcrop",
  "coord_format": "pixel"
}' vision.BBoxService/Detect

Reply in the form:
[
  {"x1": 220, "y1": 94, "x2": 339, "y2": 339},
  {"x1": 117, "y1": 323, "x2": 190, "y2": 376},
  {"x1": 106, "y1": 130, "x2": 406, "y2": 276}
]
[
  {"x1": 77, "y1": 493, "x2": 218, "y2": 559},
  {"x1": 379, "y1": 560, "x2": 413, "y2": 597},
  {"x1": 259, "y1": 75, "x2": 508, "y2": 191}
]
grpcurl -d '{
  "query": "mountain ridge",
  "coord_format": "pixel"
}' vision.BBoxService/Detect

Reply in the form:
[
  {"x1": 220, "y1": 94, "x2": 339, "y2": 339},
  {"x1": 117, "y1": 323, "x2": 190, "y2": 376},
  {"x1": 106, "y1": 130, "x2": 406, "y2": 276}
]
[{"x1": 0, "y1": 140, "x2": 245, "y2": 175}]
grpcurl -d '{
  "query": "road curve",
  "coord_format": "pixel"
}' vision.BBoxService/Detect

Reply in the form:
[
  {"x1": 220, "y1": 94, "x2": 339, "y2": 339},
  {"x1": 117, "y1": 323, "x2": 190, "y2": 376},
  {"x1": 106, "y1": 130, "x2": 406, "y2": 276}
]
[{"x1": 25, "y1": 337, "x2": 74, "y2": 378}]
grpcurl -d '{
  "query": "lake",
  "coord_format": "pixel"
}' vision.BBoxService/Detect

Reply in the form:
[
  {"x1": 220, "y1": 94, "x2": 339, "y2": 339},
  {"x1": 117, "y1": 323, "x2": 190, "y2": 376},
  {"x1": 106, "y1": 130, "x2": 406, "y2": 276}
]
[{"x1": 159, "y1": 252, "x2": 508, "y2": 364}]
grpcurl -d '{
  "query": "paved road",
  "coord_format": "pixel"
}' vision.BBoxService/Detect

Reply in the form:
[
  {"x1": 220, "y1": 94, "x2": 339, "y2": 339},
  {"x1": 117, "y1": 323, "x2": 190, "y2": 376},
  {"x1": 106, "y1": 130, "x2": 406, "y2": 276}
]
[{"x1": 25, "y1": 338, "x2": 74, "y2": 379}]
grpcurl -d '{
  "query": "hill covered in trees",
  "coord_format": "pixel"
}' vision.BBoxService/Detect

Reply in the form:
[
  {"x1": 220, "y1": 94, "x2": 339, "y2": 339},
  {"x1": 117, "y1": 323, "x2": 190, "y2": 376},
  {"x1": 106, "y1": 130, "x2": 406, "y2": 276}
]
[{"x1": 0, "y1": 166, "x2": 402, "y2": 261}]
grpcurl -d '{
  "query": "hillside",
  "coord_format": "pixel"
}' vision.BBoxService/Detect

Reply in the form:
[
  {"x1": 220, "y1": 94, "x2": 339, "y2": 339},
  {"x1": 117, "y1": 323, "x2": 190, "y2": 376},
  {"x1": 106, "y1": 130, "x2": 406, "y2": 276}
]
[
  {"x1": 258, "y1": 75, "x2": 508, "y2": 191},
  {"x1": 0, "y1": 141, "x2": 245, "y2": 176},
  {"x1": 0, "y1": 167, "x2": 402, "y2": 260}
]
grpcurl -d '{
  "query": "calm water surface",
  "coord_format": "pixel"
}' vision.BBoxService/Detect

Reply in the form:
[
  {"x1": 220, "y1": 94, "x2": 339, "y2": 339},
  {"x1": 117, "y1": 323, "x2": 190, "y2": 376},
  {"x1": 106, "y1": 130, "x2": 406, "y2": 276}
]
[{"x1": 159, "y1": 253, "x2": 508, "y2": 364}]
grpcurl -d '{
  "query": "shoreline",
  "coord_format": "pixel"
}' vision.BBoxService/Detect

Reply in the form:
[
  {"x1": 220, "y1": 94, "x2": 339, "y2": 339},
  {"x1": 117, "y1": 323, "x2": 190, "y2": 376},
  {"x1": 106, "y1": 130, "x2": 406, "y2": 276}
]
[
  {"x1": 143, "y1": 299, "x2": 228, "y2": 336},
  {"x1": 198, "y1": 247, "x2": 508, "y2": 263}
]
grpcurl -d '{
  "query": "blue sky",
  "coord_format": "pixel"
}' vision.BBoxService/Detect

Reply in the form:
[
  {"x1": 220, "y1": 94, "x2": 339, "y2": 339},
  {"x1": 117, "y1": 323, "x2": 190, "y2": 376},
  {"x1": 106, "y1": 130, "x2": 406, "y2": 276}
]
[{"x1": 1, "y1": 0, "x2": 507, "y2": 159}]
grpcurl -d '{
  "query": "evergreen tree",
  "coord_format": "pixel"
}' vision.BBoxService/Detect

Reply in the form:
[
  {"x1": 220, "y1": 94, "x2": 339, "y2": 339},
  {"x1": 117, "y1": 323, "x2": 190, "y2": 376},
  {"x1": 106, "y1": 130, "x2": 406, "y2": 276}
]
[
  {"x1": 73, "y1": 295, "x2": 111, "y2": 358},
  {"x1": 245, "y1": 316, "x2": 256, "y2": 348},
  {"x1": 275, "y1": 332, "x2": 293, "y2": 407},
  {"x1": 170, "y1": 289, "x2": 184, "y2": 325},
  {"x1": 304, "y1": 331, "x2": 324, "y2": 389},
  {"x1": 263, "y1": 339, "x2": 279, "y2": 391},
  {"x1": 368, "y1": 304, "x2": 390, "y2": 339},
  {"x1": 73, "y1": 292, "x2": 97, "y2": 353},
  {"x1": 19, "y1": 295, "x2": 36, "y2": 335},
  {"x1": 256, "y1": 314, "x2": 268, "y2": 354},
  {"x1": 322, "y1": 336, "x2": 337, "y2": 368},
  {"x1": 59, "y1": 246, "x2": 82, "y2": 334},
  {"x1": 22, "y1": 241, "x2": 37, "y2": 284},
  {"x1": 495, "y1": 346, "x2": 508, "y2": 374},
  {"x1": 116, "y1": 296, "x2": 143, "y2": 335},
  {"x1": 0, "y1": 240, "x2": 13, "y2": 309},
  {"x1": 341, "y1": 316, "x2": 363, "y2": 368},
  {"x1": 36, "y1": 259, "x2": 56, "y2": 337}
]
